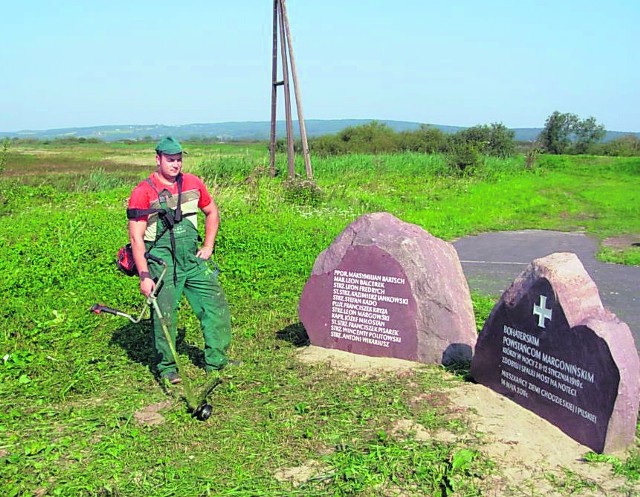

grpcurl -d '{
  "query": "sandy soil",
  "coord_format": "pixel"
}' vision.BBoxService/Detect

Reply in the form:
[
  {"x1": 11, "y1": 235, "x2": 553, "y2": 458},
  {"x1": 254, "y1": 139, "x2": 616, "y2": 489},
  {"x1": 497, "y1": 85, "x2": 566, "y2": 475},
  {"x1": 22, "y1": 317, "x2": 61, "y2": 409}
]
[
  {"x1": 134, "y1": 400, "x2": 172, "y2": 426},
  {"x1": 294, "y1": 346, "x2": 640, "y2": 496},
  {"x1": 603, "y1": 234, "x2": 640, "y2": 250}
]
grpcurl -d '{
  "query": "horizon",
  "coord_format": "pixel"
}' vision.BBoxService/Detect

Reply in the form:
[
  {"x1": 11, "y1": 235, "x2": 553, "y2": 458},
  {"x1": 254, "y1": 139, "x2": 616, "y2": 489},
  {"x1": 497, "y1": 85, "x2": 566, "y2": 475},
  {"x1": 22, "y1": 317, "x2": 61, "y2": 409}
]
[{"x1": 2, "y1": 118, "x2": 639, "y2": 136}]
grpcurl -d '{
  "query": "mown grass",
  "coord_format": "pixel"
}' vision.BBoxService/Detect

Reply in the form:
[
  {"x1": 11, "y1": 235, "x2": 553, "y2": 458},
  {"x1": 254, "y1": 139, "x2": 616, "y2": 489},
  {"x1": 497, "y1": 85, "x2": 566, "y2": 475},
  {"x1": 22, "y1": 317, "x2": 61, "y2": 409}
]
[{"x1": 1, "y1": 142, "x2": 639, "y2": 496}]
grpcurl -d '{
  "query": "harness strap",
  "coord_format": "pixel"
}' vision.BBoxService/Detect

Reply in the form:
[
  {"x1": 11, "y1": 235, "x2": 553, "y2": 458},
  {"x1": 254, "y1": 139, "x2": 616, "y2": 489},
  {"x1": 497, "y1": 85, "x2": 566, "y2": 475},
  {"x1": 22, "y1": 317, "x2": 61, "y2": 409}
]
[
  {"x1": 128, "y1": 174, "x2": 191, "y2": 285},
  {"x1": 174, "y1": 174, "x2": 183, "y2": 222},
  {"x1": 166, "y1": 174, "x2": 182, "y2": 284},
  {"x1": 126, "y1": 207, "x2": 195, "y2": 220}
]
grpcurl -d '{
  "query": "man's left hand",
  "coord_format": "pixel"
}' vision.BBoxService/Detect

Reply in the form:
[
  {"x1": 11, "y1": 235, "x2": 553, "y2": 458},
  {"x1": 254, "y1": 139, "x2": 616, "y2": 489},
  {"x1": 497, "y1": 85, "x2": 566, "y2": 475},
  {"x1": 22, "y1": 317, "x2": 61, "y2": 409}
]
[{"x1": 196, "y1": 246, "x2": 214, "y2": 260}]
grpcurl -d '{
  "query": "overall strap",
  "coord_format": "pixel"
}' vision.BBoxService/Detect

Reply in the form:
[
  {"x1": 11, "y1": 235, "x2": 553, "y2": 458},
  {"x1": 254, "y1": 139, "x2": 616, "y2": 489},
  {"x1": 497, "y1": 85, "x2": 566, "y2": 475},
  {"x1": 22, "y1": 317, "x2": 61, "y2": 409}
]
[
  {"x1": 174, "y1": 173, "x2": 183, "y2": 222},
  {"x1": 136, "y1": 174, "x2": 185, "y2": 285}
]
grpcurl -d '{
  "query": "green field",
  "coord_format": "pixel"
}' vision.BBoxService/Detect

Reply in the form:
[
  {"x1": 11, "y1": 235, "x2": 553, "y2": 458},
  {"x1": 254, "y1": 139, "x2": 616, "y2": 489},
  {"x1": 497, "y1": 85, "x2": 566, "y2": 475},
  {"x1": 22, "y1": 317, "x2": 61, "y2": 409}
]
[{"x1": 1, "y1": 141, "x2": 639, "y2": 496}]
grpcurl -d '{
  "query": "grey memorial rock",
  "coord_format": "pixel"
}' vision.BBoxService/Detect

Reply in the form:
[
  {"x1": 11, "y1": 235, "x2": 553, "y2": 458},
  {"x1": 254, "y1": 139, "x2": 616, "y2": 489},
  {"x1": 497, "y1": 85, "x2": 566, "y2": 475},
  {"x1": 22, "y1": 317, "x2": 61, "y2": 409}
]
[
  {"x1": 470, "y1": 252, "x2": 640, "y2": 453},
  {"x1": 299, "y1": 212, "x2": 477, "y2": 365}
]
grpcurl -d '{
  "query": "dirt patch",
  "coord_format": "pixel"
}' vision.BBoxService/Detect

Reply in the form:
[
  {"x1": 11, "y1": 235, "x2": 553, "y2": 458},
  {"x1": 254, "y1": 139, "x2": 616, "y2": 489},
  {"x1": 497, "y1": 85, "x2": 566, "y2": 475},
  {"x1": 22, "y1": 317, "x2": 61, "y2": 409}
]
[
  {"x1": 449, "y1": 382, "x2": 636, "y2": 496},
  {"x1": 297, "y1": 346, "x2": 640, "y2": 496},
  {"x1": 134, "y1": 400, "x2": 173, "y2": 426},
  {"x1": 602, "y1": 234, "x2": 640, "y2": 250},
  {"x1": 298, "y1": 346, "x2": 421, "y2": 373},
  {"x1": 274, "y1": 460, "x2": 328, "y2": 487}
]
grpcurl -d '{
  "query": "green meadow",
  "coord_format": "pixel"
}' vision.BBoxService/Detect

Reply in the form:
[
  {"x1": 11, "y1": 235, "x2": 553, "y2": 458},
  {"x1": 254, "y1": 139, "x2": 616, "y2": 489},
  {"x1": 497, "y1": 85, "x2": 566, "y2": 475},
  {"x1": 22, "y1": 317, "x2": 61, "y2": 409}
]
[{"x1": 1, "y1": 141, "x2": 639, "y2": 496}]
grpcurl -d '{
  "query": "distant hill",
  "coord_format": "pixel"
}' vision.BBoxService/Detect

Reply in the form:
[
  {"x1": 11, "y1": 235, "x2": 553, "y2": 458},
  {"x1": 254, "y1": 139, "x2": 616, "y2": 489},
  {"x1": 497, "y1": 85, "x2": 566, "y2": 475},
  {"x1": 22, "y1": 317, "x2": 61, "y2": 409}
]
[{"x1": 0, "y1": 119, "x2": 637, "y2": 143}]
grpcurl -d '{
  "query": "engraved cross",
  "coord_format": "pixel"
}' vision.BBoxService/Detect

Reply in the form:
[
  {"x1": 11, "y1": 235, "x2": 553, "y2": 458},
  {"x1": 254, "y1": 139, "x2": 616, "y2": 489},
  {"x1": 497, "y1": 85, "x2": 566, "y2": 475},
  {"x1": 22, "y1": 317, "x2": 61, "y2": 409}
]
[{"x1": 533, "y1": 295, "x2": 553, "y2": 328}]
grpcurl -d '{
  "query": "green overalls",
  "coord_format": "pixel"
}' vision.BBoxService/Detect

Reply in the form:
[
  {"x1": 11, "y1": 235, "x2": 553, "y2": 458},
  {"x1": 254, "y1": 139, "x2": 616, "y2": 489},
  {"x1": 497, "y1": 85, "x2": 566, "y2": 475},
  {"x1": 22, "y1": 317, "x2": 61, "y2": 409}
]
[{"x1": 145, "y1": 193, "x2": 231, "y2": 376}]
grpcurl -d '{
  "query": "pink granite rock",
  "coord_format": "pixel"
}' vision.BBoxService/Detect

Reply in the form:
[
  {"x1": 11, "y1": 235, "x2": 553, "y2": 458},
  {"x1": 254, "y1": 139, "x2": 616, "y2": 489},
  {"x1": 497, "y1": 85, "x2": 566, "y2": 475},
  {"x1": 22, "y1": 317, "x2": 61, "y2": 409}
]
[
  {"x1": 471, "y1": 252, "x2": 640, "y2": 453},
  {"x1": 299, "y1": 212, "x2": 477, "y2": 365}
]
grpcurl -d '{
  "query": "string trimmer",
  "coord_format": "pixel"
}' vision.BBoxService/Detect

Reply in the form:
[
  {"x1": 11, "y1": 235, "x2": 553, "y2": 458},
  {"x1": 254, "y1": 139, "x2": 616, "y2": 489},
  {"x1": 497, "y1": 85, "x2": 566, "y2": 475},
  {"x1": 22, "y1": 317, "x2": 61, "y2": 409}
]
[{"x1": 91, "y1": 254, "x2": 218, "y2": 421}]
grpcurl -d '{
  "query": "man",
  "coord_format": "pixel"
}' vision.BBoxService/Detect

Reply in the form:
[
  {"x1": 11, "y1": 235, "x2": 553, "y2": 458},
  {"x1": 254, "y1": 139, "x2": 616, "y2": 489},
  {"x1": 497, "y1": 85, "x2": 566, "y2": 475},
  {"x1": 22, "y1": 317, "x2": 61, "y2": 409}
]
[{"x1": 127, "y1": 137, "x2": 232, "y2": 384}]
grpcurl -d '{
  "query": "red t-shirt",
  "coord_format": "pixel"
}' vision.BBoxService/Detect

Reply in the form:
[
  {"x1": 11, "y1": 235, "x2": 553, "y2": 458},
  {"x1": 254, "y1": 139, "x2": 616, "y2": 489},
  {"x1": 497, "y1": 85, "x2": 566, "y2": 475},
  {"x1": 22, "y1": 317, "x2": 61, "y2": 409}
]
[
  {"x1": 128, "y1": 172, "x2": 212, "y2": 220},
  {"x1": 128, "y1": 173, "x2": 212, "y2": 241}
]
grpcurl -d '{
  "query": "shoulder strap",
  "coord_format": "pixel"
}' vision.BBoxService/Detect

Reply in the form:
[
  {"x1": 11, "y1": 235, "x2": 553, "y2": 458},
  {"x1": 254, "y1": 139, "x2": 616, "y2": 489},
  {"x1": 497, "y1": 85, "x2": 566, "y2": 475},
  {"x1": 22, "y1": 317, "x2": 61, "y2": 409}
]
[
  {"x1": 126, "y1": 175, "x2": 187, "y2": 220},
  {"x1": 126, "y1": 177, "x2": 165, "y2": 220},
  {"x1": 174, "y1": 173, "x2": 183, "y2": 222}
]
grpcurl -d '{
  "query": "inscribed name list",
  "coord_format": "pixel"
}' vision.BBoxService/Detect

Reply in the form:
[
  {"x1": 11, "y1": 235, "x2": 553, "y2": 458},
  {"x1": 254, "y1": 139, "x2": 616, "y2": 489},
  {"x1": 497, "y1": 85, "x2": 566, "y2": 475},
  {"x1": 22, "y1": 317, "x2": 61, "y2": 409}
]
[{"x1": 300, "y1": 245, "x2": 418, "y2": 360}]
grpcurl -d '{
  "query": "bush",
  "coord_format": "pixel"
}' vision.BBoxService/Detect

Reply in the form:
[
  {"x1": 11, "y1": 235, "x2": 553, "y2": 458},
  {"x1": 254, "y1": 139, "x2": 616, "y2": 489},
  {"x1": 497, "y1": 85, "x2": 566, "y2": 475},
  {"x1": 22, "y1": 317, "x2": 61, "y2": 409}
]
[
  {"x1": 309, "y1": 134, "x2": 349, "y2": 157},
  {"x1": 446, "y1": 142, "x2": 481, "y2": 175},
  {"x1": 451, "y1": 123, "x2": 515, "y2": 158},
  {"x1": 309, "y1": 121, "x2": 400, "y2": 156},
  {"x1": 602, "y1": 135, "x2": 640, "y2": 157},
  {"x1": 338, "y1": 121, "x2": 399, "y2": 154},
  {"x1": 309, "y1": 121, "x2": 515, "y2": 159},
  {"x1": 398, "y1": 125, "x2": 448, "y2": 153},
  {"x1": 282, "y1": 177, "x2": 324, "y2": 206},
  {"x1": 524, "y1": 143, "x2": 541, "y2": 169},
  {"x1": 0, "y1": 138, "x2": 10, "y2": 173}
]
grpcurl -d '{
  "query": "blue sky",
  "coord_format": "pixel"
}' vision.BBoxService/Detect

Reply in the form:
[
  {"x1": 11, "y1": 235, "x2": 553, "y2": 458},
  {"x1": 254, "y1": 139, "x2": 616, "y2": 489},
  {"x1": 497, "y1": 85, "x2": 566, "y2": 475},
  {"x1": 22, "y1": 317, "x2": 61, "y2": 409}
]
[{"x1": 2, "y1": 0, "x2": 638, "y2": 132}]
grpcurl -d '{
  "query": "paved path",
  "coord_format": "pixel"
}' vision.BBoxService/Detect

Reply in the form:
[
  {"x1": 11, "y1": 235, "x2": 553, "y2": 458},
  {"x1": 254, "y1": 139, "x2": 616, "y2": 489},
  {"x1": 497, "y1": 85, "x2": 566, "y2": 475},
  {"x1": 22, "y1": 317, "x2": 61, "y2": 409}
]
[{"x1": 453, "y1": 230, "x2": 640, "y2": 352}]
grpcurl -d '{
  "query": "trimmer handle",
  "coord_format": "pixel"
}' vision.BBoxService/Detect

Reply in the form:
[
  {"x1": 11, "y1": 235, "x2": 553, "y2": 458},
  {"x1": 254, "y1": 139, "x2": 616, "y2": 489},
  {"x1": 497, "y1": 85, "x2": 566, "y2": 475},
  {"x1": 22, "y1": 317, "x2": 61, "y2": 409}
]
[
  {"x1": 91, "y1": 304, "x2": 119, "y2": 315},
  {"x1": 145, "y1": 253, "x2": 166, "y2": 265}
]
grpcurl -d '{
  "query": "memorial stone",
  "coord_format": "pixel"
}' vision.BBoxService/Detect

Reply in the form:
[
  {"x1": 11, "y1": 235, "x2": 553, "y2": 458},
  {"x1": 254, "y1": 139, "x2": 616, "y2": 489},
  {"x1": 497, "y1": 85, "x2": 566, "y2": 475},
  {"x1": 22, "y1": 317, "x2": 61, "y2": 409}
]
[
  {"x1": 299, "y1": 212, "x2": 477, "y2": 365},
  {"x1": 470, "y1": 252, "x2": 640, "y2": 453}
]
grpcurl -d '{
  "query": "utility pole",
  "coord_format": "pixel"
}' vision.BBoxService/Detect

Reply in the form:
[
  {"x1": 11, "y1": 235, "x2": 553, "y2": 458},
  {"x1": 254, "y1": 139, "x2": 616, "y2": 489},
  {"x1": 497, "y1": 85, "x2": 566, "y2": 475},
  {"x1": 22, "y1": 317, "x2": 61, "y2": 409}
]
[{"x1": 269, "y1": 0, "x2": 313, "y2": 179}]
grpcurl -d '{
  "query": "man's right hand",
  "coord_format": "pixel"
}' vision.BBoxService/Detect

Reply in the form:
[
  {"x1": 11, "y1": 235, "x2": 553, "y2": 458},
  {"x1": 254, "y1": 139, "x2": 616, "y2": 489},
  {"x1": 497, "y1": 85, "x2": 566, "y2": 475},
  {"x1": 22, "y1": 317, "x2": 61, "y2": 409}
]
[{"x1": 140, "y1": 274, "x2": 155, "y2": 297}]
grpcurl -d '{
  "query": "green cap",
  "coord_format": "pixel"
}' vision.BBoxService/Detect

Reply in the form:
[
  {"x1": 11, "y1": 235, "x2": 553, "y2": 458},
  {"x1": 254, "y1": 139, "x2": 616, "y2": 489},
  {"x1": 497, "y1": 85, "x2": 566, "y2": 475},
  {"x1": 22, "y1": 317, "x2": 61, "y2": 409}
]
[{"x1": 155, "y1": 136, "x2": 184, "y2": 155}]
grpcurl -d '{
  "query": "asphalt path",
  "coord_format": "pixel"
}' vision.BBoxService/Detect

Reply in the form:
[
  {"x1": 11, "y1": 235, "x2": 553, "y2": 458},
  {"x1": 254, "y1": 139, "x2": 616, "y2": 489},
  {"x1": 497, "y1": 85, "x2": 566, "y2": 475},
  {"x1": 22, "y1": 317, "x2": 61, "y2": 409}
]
[{"x1": 452, "y1": 230, "x2": 640, "y2": 352}]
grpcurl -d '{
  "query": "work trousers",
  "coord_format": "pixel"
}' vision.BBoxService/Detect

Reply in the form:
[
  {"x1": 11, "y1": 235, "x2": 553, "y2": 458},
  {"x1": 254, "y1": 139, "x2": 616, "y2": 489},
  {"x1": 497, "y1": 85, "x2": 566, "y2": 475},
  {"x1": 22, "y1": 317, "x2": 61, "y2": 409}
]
[{"x1": 146, "y1": 228, "x2": 231, "y2": 376}]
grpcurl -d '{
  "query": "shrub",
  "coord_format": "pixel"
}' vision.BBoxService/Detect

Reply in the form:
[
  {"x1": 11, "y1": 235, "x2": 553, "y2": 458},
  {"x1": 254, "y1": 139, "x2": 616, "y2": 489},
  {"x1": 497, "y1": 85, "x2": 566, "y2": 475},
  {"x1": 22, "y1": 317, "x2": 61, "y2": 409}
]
[
  {"x1": 524, "y1": 142, "x2": 541, "y2": 170},
  {"x1": 446, "y1": 142, "x2": 481, "y2": 175},
  {"x1": 309, "y1": 134, "x2": 349, "y2": 157},
  {"x1": 602, "y1": 135, "x2": 640, "y2": 157},
  {"x1": 282, "y1": 177, "x2": 324, "y2": 206},
  {"x1": 451, "y1": 123, "x2": 515, "y2": 158},
  {"x1": 398, "y1": 125, "x2": 448, "y2": 153},
  {"x1": 0, "y1": 138, "x2": 10, "y2": 173}
]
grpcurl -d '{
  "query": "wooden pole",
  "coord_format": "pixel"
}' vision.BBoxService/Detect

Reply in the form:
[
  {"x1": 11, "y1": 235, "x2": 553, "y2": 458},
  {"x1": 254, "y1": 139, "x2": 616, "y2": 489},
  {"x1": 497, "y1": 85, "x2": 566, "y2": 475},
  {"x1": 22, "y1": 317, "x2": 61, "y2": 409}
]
[
  {"x1": 269, "y1": 0, "x2": 312, "y2": 179},
  {"x1": 277, "y1": 1, "x2": 295, "y2": 178},
  {"x1": 280, "y1": 0, "x2": 313, "y2": 179},
  {"x1": 268, "y1": 0, "x2": 279, "y2": 176}
]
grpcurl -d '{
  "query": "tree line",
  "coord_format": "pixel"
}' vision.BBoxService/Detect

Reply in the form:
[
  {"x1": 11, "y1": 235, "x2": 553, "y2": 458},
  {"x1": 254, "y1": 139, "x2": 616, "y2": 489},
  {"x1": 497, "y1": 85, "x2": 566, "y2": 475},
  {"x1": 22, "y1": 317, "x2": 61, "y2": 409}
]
[
  {"x1": 6, "y1": 112, "x2": 639, "y2": 159},
  {"x1": 296, "y1": 113, "x2": 640, "y2": 158}
]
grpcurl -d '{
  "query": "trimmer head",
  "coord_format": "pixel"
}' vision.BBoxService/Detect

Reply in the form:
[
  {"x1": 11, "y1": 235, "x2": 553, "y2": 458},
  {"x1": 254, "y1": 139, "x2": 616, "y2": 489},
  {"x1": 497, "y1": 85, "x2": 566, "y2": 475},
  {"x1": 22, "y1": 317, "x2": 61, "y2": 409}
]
[{"x1": 192, "y1": 403, "x2": 213, "y2": 421}]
